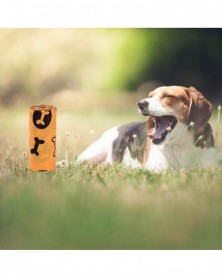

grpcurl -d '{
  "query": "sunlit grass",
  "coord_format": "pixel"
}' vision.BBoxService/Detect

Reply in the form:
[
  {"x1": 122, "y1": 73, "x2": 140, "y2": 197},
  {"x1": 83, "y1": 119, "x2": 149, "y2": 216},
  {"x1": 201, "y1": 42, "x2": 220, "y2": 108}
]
[{"x1": 1, "y1": 162, "x2": 222, "y2": 249}]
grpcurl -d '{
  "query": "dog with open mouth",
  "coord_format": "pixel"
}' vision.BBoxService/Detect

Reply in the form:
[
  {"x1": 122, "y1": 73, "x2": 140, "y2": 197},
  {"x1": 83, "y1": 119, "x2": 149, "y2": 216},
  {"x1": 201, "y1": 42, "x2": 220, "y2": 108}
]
[{"x1": 77, "y1": 86, "x2": 219, "y2": 171}]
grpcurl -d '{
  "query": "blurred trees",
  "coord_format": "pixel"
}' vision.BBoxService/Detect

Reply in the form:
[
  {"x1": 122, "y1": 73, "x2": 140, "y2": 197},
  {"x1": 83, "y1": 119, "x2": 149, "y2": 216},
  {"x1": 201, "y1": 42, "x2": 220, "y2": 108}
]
[
  {"x1": 0, "y1": 29, "x2": 222, "y2": 106},
  {"x1": 0, "y1": 29, "x2": 107, "y2": 105},
  {"x1": 103, "y1": 29, "x2": 222, "y2": 100}
]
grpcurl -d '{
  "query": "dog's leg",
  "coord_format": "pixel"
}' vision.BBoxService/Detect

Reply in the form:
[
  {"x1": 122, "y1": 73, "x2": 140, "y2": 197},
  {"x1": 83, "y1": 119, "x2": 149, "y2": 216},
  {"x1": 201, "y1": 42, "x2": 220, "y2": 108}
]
[
  {"x1": 77, "y1": 127, "x2": 119, "y2": 164},
  {"x1": 77, "y1": 139, "x2": 108, "y2": 163}
]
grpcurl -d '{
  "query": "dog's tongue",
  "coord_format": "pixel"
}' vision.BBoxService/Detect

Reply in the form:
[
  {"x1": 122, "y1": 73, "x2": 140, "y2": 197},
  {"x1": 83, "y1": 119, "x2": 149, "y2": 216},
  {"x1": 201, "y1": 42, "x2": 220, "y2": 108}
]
[{"x1": 148, "y1": 117, "x2": 170, "y2": 139}]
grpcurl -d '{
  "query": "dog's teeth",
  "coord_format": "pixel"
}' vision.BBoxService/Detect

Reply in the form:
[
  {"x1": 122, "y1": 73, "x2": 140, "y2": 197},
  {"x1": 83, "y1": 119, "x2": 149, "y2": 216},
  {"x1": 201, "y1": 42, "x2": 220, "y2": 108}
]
[{"x1": 166, "y1": 126, "x2": 172, "y2": 131}]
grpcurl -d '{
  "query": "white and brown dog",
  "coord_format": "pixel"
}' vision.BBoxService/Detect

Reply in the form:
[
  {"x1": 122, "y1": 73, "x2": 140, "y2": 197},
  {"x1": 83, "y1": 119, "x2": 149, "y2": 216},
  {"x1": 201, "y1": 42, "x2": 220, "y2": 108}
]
[{"x1": 77, "y1": 86, "x2": 219, "y2": 171}]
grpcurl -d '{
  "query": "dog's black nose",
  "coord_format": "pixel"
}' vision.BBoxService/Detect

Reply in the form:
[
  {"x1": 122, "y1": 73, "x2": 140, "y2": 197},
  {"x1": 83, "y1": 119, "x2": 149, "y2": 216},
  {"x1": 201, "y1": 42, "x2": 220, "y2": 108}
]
[{"x1": 138, "y1": 100, "x2": 149, "y2": 110}]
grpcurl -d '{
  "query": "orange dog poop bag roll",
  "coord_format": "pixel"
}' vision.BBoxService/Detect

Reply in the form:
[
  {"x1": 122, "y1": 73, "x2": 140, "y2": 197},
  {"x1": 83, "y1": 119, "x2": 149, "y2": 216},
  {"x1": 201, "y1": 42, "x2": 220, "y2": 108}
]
[{"x1": 29, "y1": 105, "x2": 57, "y2": 171}]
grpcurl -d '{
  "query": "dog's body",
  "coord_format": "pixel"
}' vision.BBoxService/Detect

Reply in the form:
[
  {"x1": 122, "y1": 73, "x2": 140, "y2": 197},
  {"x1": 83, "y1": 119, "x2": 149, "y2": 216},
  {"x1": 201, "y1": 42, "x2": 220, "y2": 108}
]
[{"x1": 77, "y1": 86, "x2": 219, "y2": 171}]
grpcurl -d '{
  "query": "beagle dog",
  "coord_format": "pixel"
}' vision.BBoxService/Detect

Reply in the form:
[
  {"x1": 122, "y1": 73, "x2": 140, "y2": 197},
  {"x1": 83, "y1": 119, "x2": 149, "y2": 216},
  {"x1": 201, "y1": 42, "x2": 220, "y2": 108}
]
[{"x1": 77, "y1": 86, "x2": 219, "y2": 171}]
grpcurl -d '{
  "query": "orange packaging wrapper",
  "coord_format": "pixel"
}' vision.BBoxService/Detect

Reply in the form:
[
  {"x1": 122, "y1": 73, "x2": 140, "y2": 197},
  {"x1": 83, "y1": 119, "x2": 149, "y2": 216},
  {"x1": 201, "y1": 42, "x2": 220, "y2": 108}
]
[{"x1": 29, "y1": 105, "x2": 57, "y2": 171}]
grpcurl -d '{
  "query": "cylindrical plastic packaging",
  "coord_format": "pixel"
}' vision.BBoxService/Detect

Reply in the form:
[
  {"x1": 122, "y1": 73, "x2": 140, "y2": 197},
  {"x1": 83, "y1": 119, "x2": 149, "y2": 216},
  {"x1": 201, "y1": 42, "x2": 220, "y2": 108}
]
[{"x1": 29, "y1": 104, "x2": 57, "y2": 171}]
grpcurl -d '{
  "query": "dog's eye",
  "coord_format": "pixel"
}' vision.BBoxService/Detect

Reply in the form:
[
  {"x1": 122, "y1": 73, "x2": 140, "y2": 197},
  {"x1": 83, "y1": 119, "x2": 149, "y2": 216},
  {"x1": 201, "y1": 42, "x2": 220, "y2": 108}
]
[
  {"x1": 180, "y1": 96, "x2": 186, "y2": 102},
  {"x1": 165, "y1": 95, "x2": 175, "y2": 99}
]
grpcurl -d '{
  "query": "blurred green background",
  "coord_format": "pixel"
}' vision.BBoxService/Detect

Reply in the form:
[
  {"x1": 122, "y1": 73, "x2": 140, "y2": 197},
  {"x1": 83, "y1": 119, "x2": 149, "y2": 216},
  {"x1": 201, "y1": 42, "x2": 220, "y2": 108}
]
[{"x1": 0, "y1": 28, "x2": 222, "y2": 107}]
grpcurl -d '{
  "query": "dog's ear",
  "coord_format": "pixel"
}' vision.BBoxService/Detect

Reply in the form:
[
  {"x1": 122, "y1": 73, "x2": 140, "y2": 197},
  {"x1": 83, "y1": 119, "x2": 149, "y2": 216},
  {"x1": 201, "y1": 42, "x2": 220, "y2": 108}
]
[{"x1": 185, "y1": 86, "x2": 213, "y2": 133}]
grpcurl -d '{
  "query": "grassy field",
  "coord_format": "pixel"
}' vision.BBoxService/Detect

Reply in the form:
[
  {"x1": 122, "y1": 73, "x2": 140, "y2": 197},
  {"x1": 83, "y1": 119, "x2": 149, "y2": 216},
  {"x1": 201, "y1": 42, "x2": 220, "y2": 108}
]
[{"x1": 0, "y1": 97, "x2": 222, "y2": 249}]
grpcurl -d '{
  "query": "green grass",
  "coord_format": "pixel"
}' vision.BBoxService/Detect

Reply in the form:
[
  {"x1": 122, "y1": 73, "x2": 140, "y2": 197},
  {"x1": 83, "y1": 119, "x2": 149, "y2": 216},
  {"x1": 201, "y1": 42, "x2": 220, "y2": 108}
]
[{"x1": 0, "y1": 105, "x2": 222, "y2": 249}]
